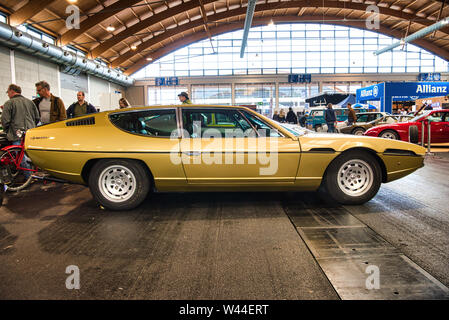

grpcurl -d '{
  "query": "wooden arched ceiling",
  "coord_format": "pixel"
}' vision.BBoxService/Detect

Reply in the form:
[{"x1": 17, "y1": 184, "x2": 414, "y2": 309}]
[{"x1": 1, "y1": 0, "x2": 449, "y2": 74}]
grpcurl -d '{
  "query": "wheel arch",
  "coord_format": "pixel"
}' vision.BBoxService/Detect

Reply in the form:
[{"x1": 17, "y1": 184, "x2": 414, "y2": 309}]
[
  {"x1": 322, "y1": 147, "x2": 388, "y2": 184},
  {"x1": 351, "y1": 127, "x2": 366, "y2": 134},
  {"x1": 81, "y1": 158, "x2": 156, "y2": 188},
  {"x1": 379, "y1": 128, "x2": 399, "y2": 139}
]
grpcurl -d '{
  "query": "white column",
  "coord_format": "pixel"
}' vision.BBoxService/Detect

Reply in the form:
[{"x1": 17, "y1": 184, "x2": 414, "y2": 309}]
[
  {"x1": 231, "y1": 82, "x2": 235, "y2": 105},
  {"x1": 144, "y1": 85, "x2": 148, "y2": 105},
  {"x1": 275, "y1": 82, "x2": 279, "y2": 112},
  {"x1": 57, "y1": 65, "x2": 61, "y2": 97},
  {"x1": 87, "y1": 74, "x2": 91, "y2": 102},
  {"x1": 10, "y1": 49, "x2": 15, "y2": 84}
]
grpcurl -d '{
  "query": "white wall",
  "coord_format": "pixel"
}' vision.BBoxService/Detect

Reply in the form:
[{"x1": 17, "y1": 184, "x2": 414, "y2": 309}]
[
  {"x1": 1, "y1": 45, "x2": 125, "y2": 111},
  {"x1": 0, "y1": 46, "x2": 12, "y2": 105}
]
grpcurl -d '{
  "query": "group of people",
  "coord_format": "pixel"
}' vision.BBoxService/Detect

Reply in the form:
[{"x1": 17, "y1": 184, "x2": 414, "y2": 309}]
[
  {"x1": 272, "y1": 103, "x2": 357, "y2": 133},
  {"x1": 1, "y1": 81, "x2": 131, "y2": 145},
  {"x1": 272, "y1": 107, "x2": 299, "y2": 124}
]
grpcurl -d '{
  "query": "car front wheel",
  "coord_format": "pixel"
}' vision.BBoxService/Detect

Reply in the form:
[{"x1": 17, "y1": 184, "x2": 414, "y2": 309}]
[
  {"x1": 379, "y1": 130, "x2": 399, "y2": 140},
  {"x1": 88, "y1": 159, "x2": 150, "y2": 211},
  {"x1": 352, "y1": 127, "x2": 365, "y2": 136},
  {"x1": 323, "y1": 151, "x2": 382, "y2": 205}
]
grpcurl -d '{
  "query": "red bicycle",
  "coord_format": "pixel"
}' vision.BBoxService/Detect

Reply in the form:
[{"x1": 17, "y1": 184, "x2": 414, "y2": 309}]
[{"x1": 0, "y1": 130, "x2": 38, "y2": 192}]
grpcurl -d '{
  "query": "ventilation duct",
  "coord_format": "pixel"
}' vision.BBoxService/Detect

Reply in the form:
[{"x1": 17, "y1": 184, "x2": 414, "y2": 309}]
[{"x1": 0, "y1": 21, "x2": 134, "y2": 87}]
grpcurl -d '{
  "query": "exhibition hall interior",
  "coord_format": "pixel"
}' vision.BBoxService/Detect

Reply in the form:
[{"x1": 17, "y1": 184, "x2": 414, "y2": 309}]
[{"x1": 0, "y1": 0, "x2": 449, "y2": 304}]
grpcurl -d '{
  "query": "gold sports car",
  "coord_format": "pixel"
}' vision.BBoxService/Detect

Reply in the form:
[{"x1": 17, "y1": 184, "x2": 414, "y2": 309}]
[{"x1": 25, "y1": 105, "x2": 425, "y2": 210}]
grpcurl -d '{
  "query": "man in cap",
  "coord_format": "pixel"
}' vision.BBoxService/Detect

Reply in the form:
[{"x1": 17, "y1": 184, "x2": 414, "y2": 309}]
[{"x1": 178, "y1": 92, "x2": 192, "y2": 104}]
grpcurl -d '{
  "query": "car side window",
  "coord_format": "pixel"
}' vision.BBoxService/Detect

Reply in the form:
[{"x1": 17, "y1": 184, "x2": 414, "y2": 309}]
[
  {"x1": 241, "y1": 111, "x2": 282, "y2": 137},
  {"x1": 427, "y1": 112, "x2": 444, "y2": 123},
  {"x1": 182, "y1": 109, "x2": 256, "y2": 138},
  {"x1": 356, "y1": 114, "x2": 369, "y2": 123},
  {"x1": 109, "y1": 109, "x2": 177, "y2": 137}
]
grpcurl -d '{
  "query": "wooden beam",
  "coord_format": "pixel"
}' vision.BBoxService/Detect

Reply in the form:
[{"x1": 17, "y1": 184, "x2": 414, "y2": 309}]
[
  {"x1": 113, "y1": 0, "x2": 449, "y2": 68},
  {"x1": 125, "y1": 14, "x2": 449, "y2": 75},
  {"x1": 91, "y1": 0, "x2": 216, "y2": 58},
  {"x1": 98, "y1": 0, "x2": 449, "y2": 60},
  {"x1": 9, "y1": 0, "x2": 56, "y2": 26},
  {"x1": 59, "y1": 0, "x2": 142, "y2": 46}
]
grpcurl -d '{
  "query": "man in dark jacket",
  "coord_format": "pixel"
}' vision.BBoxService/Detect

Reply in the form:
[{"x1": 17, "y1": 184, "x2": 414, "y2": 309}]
[
  {"x1": 2, "y1": 84, "x2": 40, "y2": 142},
  {"x1": 2, "y1": 84, "x2": 40, "y2": 178},
  {"x1": 66, "y1": 91, "x2": 97, "y2": 118},
  {"x1": 33, "y1": 81, "x2": 66, "y2": 124},
  {"x1": 286, "y1": 107, "x2": 298, "y2": 124},
  {"x1": 325, "y1": 103, "x2": 337, "y2": 133}
]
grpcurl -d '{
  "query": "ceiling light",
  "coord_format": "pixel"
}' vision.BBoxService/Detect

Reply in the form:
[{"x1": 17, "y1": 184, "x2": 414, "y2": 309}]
[
  {"x1": 131, "y1": 45, "x2": 137, "y2": 50},
  {"x1": 67, "y1": 0, "x2": 78, "y2": 4},
  {"x1": 106, "y1": 25, "x2": 115, "y2": 32},
  {"x1": 268, "y1": 19, "x2": 274, "y2": 27},
  {"x1": 146, "y1": 57, "x2": 152, "y2": 61}
]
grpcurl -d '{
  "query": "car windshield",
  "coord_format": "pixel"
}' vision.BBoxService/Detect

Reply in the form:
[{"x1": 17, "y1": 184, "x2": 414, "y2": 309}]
[
  {"x1": 277, "y1": 122, "x2": 311, "y2": 136},
  {"x1": 410, "y1": 110, "x2": 432, "y2": 122}
]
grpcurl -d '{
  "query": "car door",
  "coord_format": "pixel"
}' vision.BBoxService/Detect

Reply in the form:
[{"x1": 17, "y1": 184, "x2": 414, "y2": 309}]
[
  {"x1": 428, "y1": 112, "x2": 449, "y2": 143},
  {"x1": 108, "y1": 108, "x2": 186, "y2": 189},
  {"x1": 180, "y1": 108, "x2": 300, "y2": 185}
]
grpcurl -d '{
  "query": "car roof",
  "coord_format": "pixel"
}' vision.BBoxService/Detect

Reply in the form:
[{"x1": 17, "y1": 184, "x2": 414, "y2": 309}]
[{"x1": 109, "y1": 104, "x2": 254, "y2": 113}]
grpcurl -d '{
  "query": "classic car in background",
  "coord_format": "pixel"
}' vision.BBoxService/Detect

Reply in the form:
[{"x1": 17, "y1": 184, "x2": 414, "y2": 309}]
[
  {"x1": 339, "y1": 114, "x2": 414, "y2": 135},
  {"x1": 364, "y1": 110, "x2": 449, "y2": 142},
  {"x1": 25, "y1": 105, "x2": 426, "y2": 210}
]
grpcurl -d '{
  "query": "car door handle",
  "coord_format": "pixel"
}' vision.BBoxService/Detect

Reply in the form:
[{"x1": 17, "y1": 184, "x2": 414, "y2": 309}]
[{"x1": 183, "y1": 151, "x2": 201, "y2": 156}]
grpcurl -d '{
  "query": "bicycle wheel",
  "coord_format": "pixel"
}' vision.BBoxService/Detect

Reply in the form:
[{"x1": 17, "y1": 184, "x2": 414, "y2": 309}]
[{"x1": 0, "y1": 147, "x2": 35, "y2": 192}]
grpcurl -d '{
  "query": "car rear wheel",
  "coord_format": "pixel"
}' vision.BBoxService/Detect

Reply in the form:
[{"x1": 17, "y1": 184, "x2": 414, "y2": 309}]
[
  {"x1": 379, "y1": 130, "x2": 399, "y2": 140},
  {"x1": 88, "y1": 159, "x2": 150, "y2": 211},
  {"x1": 323, "y1": 151, "x2": 382, "y2": 205},
  {"x1": 352, "y1": 127, "x2": 366, "y2": 136}
]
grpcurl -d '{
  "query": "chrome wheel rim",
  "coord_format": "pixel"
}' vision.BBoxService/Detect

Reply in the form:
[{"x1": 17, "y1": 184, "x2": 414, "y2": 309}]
[
  {"x1": 380, "y1": 131, "x2": 396, "y2": 139},
  {"x1": 354, "y1": 130, "x2": 364, "y2": 136},
  {"x1": 337, "y1": 159, "x2": 373, "y2": 197},
  {"x1": 98, "y1": 165, "x2": 136, "y2": 203}
]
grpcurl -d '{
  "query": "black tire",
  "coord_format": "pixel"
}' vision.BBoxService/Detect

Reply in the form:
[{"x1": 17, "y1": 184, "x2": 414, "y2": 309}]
[
  {"x1": 88, "y1": 159, "x2": 150, "y2": 211},
  {"x1": 0, "y1": 148, "x2": 35, "y2": 192},
  {"x1": 351, "y1": 127, "x2": 366, "y2": 136},
  {"x1": 314, "y1": 124, "x2": 321, "y2": 132},
  {"x1": 323, "y1": 151, "x2": 382, "y2": 205},
  {"x1": 379, "y1": 129, "x2": 399, "y2": 140},
  {"x1": 408, "y1": 125, "x2": 419, "y2": 144}
]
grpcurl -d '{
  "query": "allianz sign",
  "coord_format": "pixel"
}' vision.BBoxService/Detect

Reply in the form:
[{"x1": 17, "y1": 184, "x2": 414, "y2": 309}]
[
  {"x1": 416, "y1": 84, "x2": 448, "y2": 93},
  {"x1": 360, "y1": 85, "x2": 379, "y2": 98}
]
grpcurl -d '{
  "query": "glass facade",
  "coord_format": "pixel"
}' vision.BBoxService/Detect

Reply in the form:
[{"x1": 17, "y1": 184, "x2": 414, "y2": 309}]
[
  {"x1": 148, "y1": 86, "x2": 188, "y2": 105},
  {"x1": 133, "y1": 23, "x2": 448, "y2": 78},
  {"x1": 191, "y1": 84, "x2": 232, "y2": 105}
]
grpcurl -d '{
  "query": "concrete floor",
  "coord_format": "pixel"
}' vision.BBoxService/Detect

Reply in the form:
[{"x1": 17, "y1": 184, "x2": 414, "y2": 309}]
[{"x1": 0, "y1": 153, "x2": 448, "y2": 300}]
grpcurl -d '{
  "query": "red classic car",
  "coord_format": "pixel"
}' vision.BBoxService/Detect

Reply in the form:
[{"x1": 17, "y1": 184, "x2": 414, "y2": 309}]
[{"x1": 364, "y1": 110, "x2": 449, "y2": 143}]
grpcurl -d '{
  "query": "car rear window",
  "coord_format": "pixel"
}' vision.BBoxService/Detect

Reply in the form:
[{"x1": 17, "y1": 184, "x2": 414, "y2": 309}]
[{"x1": 109, "y1": 109, "x2": 178, "y2": 137}]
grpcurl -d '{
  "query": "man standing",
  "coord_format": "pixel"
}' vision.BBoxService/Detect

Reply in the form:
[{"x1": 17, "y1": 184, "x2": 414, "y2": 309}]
[
  {"x1": 178, "y1": 92, "x2": 192, "y2": 104},
  {"x1": 66, "y1": 91, "x2": 97, "y2": 118},
  {"x1": 286, "y1": 107, "x2": 298, "y2": 124},
  {"x1": 347, "y1": 103, "x2": 357, "y2": 125},
  {"x1": 325, "y1": 103, "x2": 337, "y2": 133},
  {"x1": 33, "y1": 81, "x2": 66, "y2": 124},
  {"x1": 2, "y1": 84, "x2": 40, "y2": 178},
  {"x1": 2, "y1": 84, "x2": 40, "y2": 142}
]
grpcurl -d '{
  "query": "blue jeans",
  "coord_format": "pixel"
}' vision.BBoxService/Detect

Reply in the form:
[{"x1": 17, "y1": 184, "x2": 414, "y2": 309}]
[
  {"x1": 12, "y1": 140, "x2": 31, "y2": 179},
  {"x1": 327, "y1": 122, "x2": 336, "y2": 133}
]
